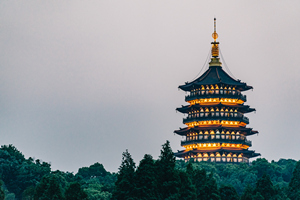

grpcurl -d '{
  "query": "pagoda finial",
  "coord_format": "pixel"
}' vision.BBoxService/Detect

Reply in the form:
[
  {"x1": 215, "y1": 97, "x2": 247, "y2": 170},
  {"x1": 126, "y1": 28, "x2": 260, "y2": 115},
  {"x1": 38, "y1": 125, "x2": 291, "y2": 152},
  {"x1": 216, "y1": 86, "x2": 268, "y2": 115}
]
[
  {"x1": 211, "y1": 18, "x2": 219, "y2": 58},
  {"x1": 212, "y1": 18, "x2": 218, "y2": 42}
]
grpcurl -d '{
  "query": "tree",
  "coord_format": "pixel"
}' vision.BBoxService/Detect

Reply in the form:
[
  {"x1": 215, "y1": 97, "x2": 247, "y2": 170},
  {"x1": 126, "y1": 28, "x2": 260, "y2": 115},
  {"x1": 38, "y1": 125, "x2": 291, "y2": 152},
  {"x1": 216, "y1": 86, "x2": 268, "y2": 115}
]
[
  {"x1": 77, "y1": 163, "x2": 108, "y2": 180},
  {"x1": 0, "y1": 181, "x2": 4, "y2": 200},
  {"x1": 132, "y1": 154, "x2": 157, "y2": 200},
  {"x1": 84, "y1": 183, "x2": 112, "y2": 200},
  {"x1": 178, "y1": 170, "x2": 196, "y2": 200},
  {"x1": 112, "y1": 149, "x2": 136, "y2": 200},
  {"x1": 254, "y1": 174, "x2": 275, "y2": 200},
  {"x1": 156, "y1": 141, "x2": 180, "y2": 200},
  {"x1": 252, "y1": 192, "x2": 264, "y2": 200},
  {"x1": 65, "y1": 182, "x2": 87, "y2": 200},
  {"x1": 219, "y1": 185, "x2": 239, "y2": 200},
  {"x1": 288, "y1": 161, "x2": 300, "y2": 200},
  {"x1": 186, "y1": 161, "x2": 220, "y2": 200},
  {"x1": 34, "y1": 175, "x2": 64, "y2": 200},
  {"x1": 0, "y1": 145, "x2": 52, "y2": 199},
  {"x1": 240, "y1": 184, "x2": 253, "y2": 200}
]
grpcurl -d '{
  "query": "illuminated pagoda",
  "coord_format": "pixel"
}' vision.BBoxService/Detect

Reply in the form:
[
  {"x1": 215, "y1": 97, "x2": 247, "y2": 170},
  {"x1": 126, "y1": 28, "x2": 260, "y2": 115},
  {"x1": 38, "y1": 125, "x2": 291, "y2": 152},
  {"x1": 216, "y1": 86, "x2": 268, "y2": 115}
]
[{"x1": 174, "y1": 19, "x2": 260, "y2": 164}]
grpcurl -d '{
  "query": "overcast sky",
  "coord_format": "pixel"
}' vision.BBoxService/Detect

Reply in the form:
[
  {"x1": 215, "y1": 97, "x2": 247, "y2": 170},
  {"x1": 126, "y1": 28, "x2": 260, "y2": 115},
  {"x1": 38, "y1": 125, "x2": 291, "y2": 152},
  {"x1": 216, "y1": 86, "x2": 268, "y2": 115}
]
[{"x1": 0, "y1": 1, "x2": 300, "y2": 173}]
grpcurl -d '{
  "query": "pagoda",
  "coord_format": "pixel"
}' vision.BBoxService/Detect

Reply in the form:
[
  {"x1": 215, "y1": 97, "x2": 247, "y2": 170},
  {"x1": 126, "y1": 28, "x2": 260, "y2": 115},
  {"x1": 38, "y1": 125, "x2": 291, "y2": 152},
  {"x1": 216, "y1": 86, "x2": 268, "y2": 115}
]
[{"x1": 174, "y1": 19, "x2": 260, "y2": 164}]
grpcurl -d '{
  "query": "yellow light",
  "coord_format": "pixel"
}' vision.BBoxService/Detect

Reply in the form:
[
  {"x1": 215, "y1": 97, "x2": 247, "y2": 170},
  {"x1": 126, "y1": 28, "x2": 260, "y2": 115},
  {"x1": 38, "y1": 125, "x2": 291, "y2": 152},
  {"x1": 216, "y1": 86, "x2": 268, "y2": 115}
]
[{"x1": 188, "y1": 98, "x2": 243, "y2": 105}]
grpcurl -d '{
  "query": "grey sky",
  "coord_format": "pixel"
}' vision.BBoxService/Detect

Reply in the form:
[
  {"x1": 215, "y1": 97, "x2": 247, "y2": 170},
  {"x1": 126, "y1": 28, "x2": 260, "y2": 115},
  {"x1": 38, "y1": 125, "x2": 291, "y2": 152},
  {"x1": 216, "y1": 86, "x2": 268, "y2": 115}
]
[{"x1": 0, "y1": 1, "x2": 299, "y2": 173}]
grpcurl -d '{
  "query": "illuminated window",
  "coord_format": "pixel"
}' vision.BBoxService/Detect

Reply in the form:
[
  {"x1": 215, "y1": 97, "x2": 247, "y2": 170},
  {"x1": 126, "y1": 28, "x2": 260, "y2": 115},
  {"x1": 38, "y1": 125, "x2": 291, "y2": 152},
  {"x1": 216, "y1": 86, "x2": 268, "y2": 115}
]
[
  {"x1": 221, "y1": 132, "x2": 225, "y2": 139},
  {"x1": 222, "y1": 154, "x2": 226, "y2": 162},
  {"x1": 236, "y1": 132, "x2": 240, "y2": 140}
]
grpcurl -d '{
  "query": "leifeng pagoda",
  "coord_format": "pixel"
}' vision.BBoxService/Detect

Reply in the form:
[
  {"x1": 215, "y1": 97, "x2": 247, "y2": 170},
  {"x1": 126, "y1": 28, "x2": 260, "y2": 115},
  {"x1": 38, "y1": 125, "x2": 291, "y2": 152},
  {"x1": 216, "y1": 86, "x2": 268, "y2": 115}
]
[{"x1": 174, "y1": 19, "x2": 260, "y2": 164}]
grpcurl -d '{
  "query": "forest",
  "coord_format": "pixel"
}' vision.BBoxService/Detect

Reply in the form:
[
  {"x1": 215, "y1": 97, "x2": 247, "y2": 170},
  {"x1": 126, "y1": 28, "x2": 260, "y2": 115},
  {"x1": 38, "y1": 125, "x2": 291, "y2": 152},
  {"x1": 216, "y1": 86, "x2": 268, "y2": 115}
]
[{"x1": 0, "y1": 142, "x2": 299, "y2": 200}]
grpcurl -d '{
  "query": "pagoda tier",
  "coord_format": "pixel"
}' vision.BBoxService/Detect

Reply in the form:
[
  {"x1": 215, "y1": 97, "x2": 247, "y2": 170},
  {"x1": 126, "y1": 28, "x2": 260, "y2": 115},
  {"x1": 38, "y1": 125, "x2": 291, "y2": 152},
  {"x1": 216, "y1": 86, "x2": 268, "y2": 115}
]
[
  {"x1": 174, "y1": 126, "x2": 258, "y2": 136},
  {"x1": 174, "y1": 148, "x2": 260, "y2": 164},
  {"x1": 174, "y1": 18, "x2": 260, "y2": 164},
  {"x1": 179, "y1": 65, "x2": 252, "y2": 92},
  {"x1": 177, "y1": 103, "x2": 255, "y2": 114}
]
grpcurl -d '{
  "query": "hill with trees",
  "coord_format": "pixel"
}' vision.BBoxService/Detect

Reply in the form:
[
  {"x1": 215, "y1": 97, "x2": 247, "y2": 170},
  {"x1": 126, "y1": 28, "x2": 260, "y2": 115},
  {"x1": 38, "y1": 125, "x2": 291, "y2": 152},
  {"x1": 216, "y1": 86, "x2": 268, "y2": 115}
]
[{"x1": 0, "y1": 142, "x2": 299, "y2": 200}]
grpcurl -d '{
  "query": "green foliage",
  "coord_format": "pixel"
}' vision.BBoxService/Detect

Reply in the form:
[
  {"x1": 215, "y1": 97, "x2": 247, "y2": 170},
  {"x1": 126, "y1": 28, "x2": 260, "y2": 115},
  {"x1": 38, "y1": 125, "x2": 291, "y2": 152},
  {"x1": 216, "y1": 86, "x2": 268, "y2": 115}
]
[
  {"x1": 112, "y1": 149, "x2": 136, "y2": 200},
  {"x1": 177, "y1": 158, "x2": 297, "y2": 196},
  {"x1": 240, "y1": 184, "x2": 253, "y2": 200},
  {"x1": 22, "y1": 186, "x2": 35, "y2": 200},
  {"x1": 288, "y1": 161, "x2": 300, "y2": 200},
  {"x1": 252, "y1": 192, "x2": 264, "y2": 200},
  {"x1": 34, "y1": 175, "x2": 64, "y2": 200},
  {"x1": 0, "y1": 143, "x2": 299, "y2": 200},
  {"x1": 187, "y1": 162, "x2": 220, "y2": 199},
  {"x1": 84, "y1": 183, "x2": 112, "y2": 200},
  {"x1": 77, "y1": 162, "x2": 116, "y2": 199},
  {"x1": 177, "y1": 170, "x2": 196, "y2": 199},
  {"x1": 65, "y1": 182, "x2": 87, "y2": 200},
  {"x1": 77, "y1": 163, "x2": 108, "y2": 179},
  {"x1": 132, "y1": 154, "x2": 157, "y2": 200},
  {"x1": 219, "y1": 185, "x2": 239, "y2": 200},
  {"x1": 156, "y1": 141, "x2": 181, "y2": 200},
  {"x1": 254, "y1": 174, "x2": 275, "y2": 200},
  {"x1": 0, "y1": 181, "x2": 4, "y2": 200},
  {"x1": 0, "y1": 145, "x2": 51, "y2": 199},
  {"x1": 4, "y1": 193, "x2": 15, "y2": 200}
]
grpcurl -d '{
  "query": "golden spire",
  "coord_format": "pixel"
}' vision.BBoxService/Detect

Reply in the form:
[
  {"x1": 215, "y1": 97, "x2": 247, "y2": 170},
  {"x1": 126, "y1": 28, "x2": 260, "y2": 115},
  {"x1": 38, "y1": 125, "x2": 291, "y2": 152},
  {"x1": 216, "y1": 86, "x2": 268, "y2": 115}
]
[
  {"x1": 209, "y1": 18, "x2": 222, "y2": 67},
  {"x1": 211, "y1": 18, "x2": 219, "y2": 58},
  {"x1": 212, "y1": 18, "x2": 218, "y2": 42}
]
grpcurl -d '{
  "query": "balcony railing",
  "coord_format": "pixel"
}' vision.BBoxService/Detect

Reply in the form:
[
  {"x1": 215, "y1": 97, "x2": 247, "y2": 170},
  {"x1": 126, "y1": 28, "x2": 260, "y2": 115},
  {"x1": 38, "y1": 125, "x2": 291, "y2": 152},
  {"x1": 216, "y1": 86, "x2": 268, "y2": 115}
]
[
  {"x1": 181, "y1": 137, "x2": 252, "y2": 147},
  {"x1": 185, "y1": 157, "x2": 250, "y2": 164},
  {"x1": 183, "y1": 113, "x2": 249, "y2": 124},
  {"x1": 185, "y1": 90, "x2": 247, "y2": 102}
]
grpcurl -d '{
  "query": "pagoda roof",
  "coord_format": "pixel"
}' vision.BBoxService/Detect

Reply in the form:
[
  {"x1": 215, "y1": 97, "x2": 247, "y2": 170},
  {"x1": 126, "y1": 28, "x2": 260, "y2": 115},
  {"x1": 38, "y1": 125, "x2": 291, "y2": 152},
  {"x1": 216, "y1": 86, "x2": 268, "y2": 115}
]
[
  {"x1": 176, "y1": 103, "x2": 255, "y2": 114},
  {"x1": 174, "y1": 126, "x2": 258, "y2": 136},
  {"x1": 179, "y1": 66, "x2": 253, "y2": 92},
  {"x1": 174, "y1": 148, "x2": 260, "y2": 158}
]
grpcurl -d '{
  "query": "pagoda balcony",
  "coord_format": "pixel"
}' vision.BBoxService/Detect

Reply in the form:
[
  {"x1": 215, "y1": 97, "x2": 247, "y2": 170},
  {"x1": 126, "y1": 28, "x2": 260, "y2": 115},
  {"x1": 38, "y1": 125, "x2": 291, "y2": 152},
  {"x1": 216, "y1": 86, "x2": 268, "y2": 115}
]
[
  {"x1": 185, "y1": 91, "x2": 246, "y2": 102},
  {"x1": 181, "y1": 137, "x2": 252, "y2": 147},
  {"x1": 183, "y1": 114, "x2": 249, "y2": 124}
]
